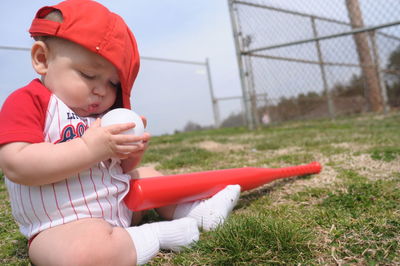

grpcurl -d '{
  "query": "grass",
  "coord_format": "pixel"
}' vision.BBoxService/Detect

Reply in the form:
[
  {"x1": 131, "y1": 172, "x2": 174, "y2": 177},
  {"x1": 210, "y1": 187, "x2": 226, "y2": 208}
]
[
  {"x1": 1, "y1": 112, "x2": 399, "y2": 265},
  {"x1": 0, "y1": 173, "x2": 30, "y2": 265},
  {"x1": 370, "y1": 146, "x2": 400, "y2": 162}
]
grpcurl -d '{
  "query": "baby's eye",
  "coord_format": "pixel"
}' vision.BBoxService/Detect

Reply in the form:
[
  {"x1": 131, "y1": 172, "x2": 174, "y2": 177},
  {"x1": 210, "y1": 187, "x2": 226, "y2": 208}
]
[
  {"x1": 80, "y1": 71, "x2": 95, "y2": 80},
  {"x1": 109, "y1": 81, "x2": 119, "y2": 88}
]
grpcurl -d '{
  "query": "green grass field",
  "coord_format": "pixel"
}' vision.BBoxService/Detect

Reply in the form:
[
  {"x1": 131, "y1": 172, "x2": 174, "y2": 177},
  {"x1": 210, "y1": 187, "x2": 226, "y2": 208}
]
[{"x1": 1, "y1": 113, "x2": 399, "y2": 265}]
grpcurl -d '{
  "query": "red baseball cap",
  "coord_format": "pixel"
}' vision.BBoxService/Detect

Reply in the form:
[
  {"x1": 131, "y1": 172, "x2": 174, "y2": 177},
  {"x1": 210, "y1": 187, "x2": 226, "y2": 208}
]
[{"x1": 29, "y1": 0, "x2": 140, "y2": 109}]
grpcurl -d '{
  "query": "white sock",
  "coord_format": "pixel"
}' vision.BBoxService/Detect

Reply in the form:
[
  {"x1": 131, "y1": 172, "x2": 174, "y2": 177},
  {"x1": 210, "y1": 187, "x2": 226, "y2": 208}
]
[
  {"x1": 153, "y1": 217, "x2": 199, "y2": 252},
  {"x1": 126, "y1": 218, "x2": 200, "y2": 265},
  {"x1": 173, "y1": 184, "x2": 241, "y2": 231},
  {"x1": 126, "y1": 223, "x2": 160, "y2": 265}
]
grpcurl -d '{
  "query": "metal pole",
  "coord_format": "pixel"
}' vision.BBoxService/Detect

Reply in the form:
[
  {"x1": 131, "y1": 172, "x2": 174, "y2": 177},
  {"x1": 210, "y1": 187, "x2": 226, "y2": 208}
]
[
  {"x1": 245, "y1": 20, "x2": 400, "y2": 55},
  {"x1": 141, "y1": 56, "x2": 205, "y2": 66},
  {"x1": 232, "y1": 0, "x2": 351, "y2": 26},
  {"x1": 205, "y1": 58, "x2": 221, "y2": 127},
  {"x1": 244, "y1": 54, "x2": 260, "y2": 128},
  {"x1": 227, "y1": 0, "x2": 255, "y2": 130},
  {"x1": 369, "y1": 30, "x2": 389, "y2": 113},
  {"x1": 311, "y1": 16, "x2": 335, "y2": 118},
  {"x1": 0, "y1": 45, "x2": 30, "y2": 51}
]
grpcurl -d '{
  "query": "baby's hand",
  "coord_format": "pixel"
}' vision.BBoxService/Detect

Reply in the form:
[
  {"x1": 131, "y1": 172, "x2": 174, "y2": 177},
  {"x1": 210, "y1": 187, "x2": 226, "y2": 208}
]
[
  {"x1": 120, "y1": 115, "x2": 151, "y2": 173},
  {"x1": 81, "y1": 118, "x2": 145, "y2": 161},
  {"x1": 122, "y1": 132, "x2": 150, "y2": 157},
  {"x1": 120, "y1": 115, "x2": 150, "y2": 159}
]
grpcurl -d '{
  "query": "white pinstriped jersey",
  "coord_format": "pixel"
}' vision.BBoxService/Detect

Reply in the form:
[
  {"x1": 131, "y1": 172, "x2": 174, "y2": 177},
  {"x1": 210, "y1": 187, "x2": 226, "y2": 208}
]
[{"x1": 1, "y1": 80, "x2": 133, "y2": 238}]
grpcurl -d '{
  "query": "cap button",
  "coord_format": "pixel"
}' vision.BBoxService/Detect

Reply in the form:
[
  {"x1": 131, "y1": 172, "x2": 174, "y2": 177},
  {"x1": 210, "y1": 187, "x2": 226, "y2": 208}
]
[{"x1": 96, "y1": 46, "x2": 100, "y2": 51}]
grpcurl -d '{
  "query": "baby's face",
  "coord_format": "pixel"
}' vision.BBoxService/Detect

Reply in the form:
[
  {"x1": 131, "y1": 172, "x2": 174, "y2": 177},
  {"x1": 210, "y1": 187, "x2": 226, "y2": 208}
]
[{"x1": 43, "y1": 39, "x2": 120, "y2": 117}]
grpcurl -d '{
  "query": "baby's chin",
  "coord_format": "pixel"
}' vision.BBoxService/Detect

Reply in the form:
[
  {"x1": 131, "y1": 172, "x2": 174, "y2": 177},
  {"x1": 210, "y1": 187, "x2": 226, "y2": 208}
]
[{"x1": 71, "y1": 107, "x2": 103, "y2": 118}]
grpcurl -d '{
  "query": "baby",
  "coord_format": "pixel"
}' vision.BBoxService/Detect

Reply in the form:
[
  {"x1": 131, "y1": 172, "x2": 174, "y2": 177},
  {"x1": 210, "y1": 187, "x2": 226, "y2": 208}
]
[{"x1": 0, "y1": 1, "x2": 240, "y2": 265}]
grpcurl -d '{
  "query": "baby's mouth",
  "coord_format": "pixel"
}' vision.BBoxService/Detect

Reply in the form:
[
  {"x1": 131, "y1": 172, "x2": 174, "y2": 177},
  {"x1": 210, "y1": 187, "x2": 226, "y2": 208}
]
[{"x1": 88, "y1": 103, "x2": 99, "y2": 112}]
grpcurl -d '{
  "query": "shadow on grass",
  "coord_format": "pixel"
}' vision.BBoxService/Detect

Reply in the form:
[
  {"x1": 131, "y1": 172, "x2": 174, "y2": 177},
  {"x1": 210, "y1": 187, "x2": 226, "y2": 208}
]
[{"x1": 237, "y1": 174, "x2": 313, "y2": 210}]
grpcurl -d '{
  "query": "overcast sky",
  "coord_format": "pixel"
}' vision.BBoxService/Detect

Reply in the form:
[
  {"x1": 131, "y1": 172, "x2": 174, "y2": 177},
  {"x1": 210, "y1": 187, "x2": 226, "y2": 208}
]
[
  {"x1": 1, "y1": 1, "x2": 398, "y2": 135},
  {"x1": 0, "y1": 0, "x2": 243, "y2": 135}
]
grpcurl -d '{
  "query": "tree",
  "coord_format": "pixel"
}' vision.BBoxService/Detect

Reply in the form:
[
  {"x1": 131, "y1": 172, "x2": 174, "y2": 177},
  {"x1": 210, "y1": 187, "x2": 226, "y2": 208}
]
[
  {"x1": 182, "y1": 121, "x2": 203, "y2": 132},
  {"x1": 385, "y1": 45, "x2": 400, "y2": 107}
]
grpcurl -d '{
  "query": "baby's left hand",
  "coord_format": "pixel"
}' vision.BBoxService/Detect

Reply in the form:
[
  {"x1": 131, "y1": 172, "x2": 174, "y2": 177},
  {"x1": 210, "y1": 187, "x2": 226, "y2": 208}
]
[
  {"x1": 127, "y1": 115, "x2": 149, "y2": 155},
  {"x1": 120, "y1": 116, "x2": 150, "y2": 173},
  {"x1": 123, "y1": 131, "x2": 150, "y2": 158}
]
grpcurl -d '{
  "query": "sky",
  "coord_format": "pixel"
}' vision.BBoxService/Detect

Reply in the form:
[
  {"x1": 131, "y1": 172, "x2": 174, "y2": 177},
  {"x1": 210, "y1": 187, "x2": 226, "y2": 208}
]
[{"x1": 0, "y1": 0, "x2": 243, "y2": 135}]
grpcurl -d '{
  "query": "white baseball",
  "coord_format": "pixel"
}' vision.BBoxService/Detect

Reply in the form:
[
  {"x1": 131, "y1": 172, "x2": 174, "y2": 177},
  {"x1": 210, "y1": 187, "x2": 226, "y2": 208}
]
[{"x1": 101, "y1": 108, "x2": 145, "y2": 137}]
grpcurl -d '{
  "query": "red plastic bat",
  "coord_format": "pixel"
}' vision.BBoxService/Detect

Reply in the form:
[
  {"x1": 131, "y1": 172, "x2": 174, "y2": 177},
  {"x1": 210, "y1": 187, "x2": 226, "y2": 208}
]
[{"x1": 124, "y1": 161, "x2": 322, "y2": 211}]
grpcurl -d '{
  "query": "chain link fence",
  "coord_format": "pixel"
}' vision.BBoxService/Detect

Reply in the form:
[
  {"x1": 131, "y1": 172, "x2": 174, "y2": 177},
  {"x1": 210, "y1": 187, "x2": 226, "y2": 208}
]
[{"x1": 228, "y1": 0, "x2": 400, "y2": 128}]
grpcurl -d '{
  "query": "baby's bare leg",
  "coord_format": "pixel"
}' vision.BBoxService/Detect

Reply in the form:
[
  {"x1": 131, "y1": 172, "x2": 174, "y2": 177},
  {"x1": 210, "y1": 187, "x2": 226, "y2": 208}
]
[
  {"x1": 29, "y1": 218, "x2": 136, "y2": 266},
  {"x1": 129, "y1": 167, "x2": 177, "y2": 224}
]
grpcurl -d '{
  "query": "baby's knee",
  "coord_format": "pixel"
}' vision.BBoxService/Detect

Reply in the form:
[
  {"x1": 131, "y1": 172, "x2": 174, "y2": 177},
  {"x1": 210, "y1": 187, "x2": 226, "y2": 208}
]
[{"x1": 70, "y1": 226, "x2": 136, "y2": 266}]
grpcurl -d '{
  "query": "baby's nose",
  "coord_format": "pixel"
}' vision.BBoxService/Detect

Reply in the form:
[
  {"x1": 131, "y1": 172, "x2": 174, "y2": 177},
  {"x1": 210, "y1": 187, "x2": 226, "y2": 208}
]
[{"x1": 92, "y1": 84, "x2": 106, "y2": 96}]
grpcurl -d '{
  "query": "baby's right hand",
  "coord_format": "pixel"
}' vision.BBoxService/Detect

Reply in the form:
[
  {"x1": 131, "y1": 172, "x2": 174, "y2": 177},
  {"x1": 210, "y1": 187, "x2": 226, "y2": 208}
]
[{"x1": 80, "y1": 118, "x2": 144, "y2": 161}]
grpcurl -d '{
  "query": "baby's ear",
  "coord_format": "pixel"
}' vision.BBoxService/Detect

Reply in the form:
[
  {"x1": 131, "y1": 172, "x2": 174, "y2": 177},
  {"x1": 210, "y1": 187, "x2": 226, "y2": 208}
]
[{"x1": 31, "y1": 41, "x2": 50, "y2": 75}]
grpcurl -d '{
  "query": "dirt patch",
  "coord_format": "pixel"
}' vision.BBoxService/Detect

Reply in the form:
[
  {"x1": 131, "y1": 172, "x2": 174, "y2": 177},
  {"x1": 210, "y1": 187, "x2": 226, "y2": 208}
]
[
  {"x1": 270, "y1": 162, "x2": 338, "y2": 205},
  {"x1": 197, "y1": 140, "x2": 245, "y2": 152},
  {"x1": 330, "y1": 142, "x2": 370, "y2": 152},
  {"x1": 355, "y1": 114, "x2": 390, "y2": 121},
  {"x1": 268, "y1": 146, "x2": 302, "y2": 157},
  {"x1": 337, "y1": 153, "x2": 400, "y2": 180}
]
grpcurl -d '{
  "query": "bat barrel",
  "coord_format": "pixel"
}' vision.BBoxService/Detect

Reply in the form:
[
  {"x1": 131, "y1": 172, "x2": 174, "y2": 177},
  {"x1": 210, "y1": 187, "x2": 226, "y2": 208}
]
[{"x1": 124, "y1": 161, "x2": 322, "y2": 211}]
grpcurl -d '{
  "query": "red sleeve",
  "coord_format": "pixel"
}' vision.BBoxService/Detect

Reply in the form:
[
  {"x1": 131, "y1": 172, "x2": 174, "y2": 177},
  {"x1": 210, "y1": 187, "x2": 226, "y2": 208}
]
[{"x1": 0, "y1": 79, "x2": 51, "y2": 145}]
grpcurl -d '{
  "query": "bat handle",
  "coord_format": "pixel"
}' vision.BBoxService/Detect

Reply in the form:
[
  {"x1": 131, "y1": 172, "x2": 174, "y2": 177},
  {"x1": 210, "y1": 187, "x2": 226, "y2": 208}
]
[{"x1": 288, "y1": 161, "x2": 322, "y2": 175}]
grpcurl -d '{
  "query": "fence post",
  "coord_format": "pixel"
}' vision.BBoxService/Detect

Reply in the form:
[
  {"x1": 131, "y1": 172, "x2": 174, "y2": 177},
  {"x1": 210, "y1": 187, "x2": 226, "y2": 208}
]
[
  {"x1": 345, "y1": 0, "x2": 383, "y2": 112},
  {"x1": 228, "y1": 0, "x2": 256, "y2": 130},
  {"x1": 369, "y1": 30, "x2": 390, "y2": 114},
  {"x1": 243, "y1": 42, "x2": 260, "y2": 128},
  {"x1": 205, "y1": 58, "x2": 221, "y2": 127},
  {"x1": 311, "y1": 16, "x2": 336, "y2": 118}
]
